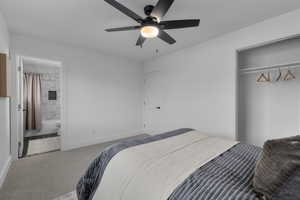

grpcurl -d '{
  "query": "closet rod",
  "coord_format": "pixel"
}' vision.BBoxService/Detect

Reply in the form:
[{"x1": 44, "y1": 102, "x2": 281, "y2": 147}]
[{"x1": 240, "y1": 61, "x2": 300, "y2": 75}]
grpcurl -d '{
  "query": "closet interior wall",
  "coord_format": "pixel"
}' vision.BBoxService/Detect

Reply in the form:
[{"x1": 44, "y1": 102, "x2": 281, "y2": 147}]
[{"x1": 238, "y1": 36, "x2": 300, "y2": 147}]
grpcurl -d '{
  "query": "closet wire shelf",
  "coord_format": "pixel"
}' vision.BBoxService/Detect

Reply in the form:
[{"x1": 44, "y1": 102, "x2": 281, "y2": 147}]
[{"x1": 239, "y1": 61, "x2": 300, "y2": 75}]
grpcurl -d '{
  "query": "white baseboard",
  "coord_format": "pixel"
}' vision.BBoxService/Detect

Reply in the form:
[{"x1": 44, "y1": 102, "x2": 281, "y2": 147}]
[{"x1": 0, "y1": 155, "x2": 12, "y2": 188}]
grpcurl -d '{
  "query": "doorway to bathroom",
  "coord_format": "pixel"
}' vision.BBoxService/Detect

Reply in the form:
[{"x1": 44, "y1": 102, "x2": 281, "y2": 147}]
[{"x1": 18, "y1": 57, "x2": 63, "y2": 157}]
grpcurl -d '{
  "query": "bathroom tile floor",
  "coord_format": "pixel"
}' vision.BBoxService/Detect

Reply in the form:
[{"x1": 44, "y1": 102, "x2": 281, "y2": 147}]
[
  {"x1": 23, "y1": 133, "x2": 60, "y2": 157},
  {"x1": 26, "y1": 136, "x2": 61, "y2": 156}
]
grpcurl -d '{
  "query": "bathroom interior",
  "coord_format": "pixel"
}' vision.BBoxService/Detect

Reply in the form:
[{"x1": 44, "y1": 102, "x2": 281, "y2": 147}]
[{"x1": 22, "y1": 58, "x2": 62, "y2": 157}]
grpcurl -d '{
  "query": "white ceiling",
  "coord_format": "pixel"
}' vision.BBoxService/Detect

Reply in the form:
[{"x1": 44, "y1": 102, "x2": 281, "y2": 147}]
[{"x1": 1, "y1": 0, "x2": 300, "y2": 62}]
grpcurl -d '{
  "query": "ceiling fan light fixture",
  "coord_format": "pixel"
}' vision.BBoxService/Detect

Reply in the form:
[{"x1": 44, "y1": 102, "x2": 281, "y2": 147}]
[
  {"x1": 141, "y1": 25, "x2": 159, "y2": 38},
  {"x1": 104, "y1": 0, "x2": 200, "y2": 46}
]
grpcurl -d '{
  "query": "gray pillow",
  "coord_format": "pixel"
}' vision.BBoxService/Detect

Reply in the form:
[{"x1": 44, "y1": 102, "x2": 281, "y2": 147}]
[
  {"x1": 253, "y1": 136, "x2": 300, "y2": 200},
  {"x1": 272, "y1": 168, "x2": 300, "y2": 200}
]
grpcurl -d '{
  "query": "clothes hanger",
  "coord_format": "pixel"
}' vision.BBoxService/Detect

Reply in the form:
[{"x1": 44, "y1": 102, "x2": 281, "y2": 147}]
[
  {"x1": 283, "y1": 68, "x2": 296, "y2": 81},
  {"x1": 256, "y1": 73, "x2": 265, "y2": 82},
  {"x1": 257, "y1": 72, "x2": 270, "y2": 83},
  {"x1": 276, "y1": 68, "x2": 282, "y2": 82},
  {"x1": 266, "y1": 72, "x2": 271, "y2": 82}
]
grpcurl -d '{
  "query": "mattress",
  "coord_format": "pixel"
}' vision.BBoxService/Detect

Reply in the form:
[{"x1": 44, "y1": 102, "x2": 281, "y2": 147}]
[{"x1": 77, "y1": 129, "x2": 262, "y2": 200}]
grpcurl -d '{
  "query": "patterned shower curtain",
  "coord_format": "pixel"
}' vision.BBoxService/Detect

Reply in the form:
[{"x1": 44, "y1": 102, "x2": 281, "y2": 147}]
[{"x1": 23, "y1": 72, "x2": 42, "y2": 130}]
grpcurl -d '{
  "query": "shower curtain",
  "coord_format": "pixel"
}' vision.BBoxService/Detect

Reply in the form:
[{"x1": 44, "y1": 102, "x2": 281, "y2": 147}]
[{"x1": 23, "y1": 73, "x2": 42, "y2": 130}]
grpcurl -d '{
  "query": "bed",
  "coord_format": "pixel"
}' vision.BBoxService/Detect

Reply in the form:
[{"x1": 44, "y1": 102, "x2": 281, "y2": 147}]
[{"x1": 76, "y1": 129, "x2": 262, "y2": 200}]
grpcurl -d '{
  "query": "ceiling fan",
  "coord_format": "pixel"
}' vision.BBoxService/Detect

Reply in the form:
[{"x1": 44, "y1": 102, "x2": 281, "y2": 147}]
[{"x1": 104, "y1": 0, "x2": 200, "y2": 47}]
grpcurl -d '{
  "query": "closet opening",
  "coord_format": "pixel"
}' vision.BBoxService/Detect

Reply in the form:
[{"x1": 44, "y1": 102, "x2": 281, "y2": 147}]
[{"x1": 237, "y1": 36, "x2": 300, "y2": 146}]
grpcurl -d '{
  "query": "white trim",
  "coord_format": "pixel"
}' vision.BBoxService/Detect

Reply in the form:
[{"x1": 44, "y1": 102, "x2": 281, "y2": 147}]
[
  {"x1": 235, "y1": 50, "x2": 240, "y2": 141},
  {"x1": 0, "y1": 156, "x2": 12, "y2": 188},
  {"x1": 236, "y1": 33, "x2": 300, "y2": 52}
]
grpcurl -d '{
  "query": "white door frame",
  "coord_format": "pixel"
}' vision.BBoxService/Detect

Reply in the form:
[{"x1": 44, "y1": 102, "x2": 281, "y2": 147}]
[
  {"x1": 11, "y1": 55, "x2": 67, "y2": 159},
  {"x1": 17, "y1": 56, "x2": 24, "y2": 157}
]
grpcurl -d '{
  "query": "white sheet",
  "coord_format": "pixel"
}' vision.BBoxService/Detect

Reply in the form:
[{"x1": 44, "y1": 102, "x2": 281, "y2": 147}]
[{"x1": 93, "y1": 131, "x2": 237, "y2": 200}]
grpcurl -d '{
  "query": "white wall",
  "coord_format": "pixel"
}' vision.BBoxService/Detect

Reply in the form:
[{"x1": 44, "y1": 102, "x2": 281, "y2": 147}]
[
  {"x1": 0, "y1": 14, "x2": 9, "y2": 53},
  {"x1": 238, "y1": 37, "x2": 300, "y2": 146},
  {"x1": 0, "y1": 99, "x2": 10, "y2": 187},
  {"x1": 143, "y1": 9, "x2": 300, "y2": 140},
  {"x1": 0, "y1": 11, "x2": 11, "y2": 187},
  {"x1": 10, "y1": 34, "x2": 143, "y2": 152}
]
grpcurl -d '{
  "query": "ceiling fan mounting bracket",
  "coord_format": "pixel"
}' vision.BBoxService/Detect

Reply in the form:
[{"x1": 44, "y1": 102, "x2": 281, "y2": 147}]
[
  {"x1": 144, "y1": 5, "x2": 154, "y2": 16},
  {"x1": 142, "y1": 17, "x2": 158, "y2": 26}
]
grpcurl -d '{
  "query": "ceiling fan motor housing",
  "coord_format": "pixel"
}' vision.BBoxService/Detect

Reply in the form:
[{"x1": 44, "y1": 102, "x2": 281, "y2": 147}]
[{"x1": 144, "y1": 5, "x2": 154, "y2": 16}]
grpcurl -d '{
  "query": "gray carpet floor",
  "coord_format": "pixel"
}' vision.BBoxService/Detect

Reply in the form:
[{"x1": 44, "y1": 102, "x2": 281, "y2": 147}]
[{"x1": 0, "y1": 134, "x2": 148, "y2": 200}]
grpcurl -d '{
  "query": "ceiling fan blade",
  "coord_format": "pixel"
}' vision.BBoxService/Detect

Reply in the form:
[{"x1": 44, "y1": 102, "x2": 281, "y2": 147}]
[
  {"x1": 160, "y1": 19, "x2": 200, "y2": 30},
  {"x1": 106, "y1": 26, "x2": 141, "y2": 32},
  {"x1": 151, "y1": 0, "x2": 174, "y2": 20},
  {"x1": 158, "y1": 30, "x2": 176, "y2": 44},
  {"x1": 136, "y1": 35, "x2": 146, "y2": 47},
  {"x1": 104, "y1": 0, "x2": 143, "y2": 23}
]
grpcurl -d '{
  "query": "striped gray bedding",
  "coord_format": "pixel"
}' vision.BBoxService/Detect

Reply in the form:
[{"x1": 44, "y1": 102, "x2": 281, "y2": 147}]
[
  {"x1": 76, "y1": 129, "x2": 262, "y2": 200},
  {"x1": 168, "y1": 143, "x2": 262, "y2": 200}
]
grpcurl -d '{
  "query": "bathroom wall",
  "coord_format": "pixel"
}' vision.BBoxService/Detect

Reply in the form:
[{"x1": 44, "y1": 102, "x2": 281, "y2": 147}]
[{"x1": 23, "y1": 64, "x2": 61, "y2": 121}]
